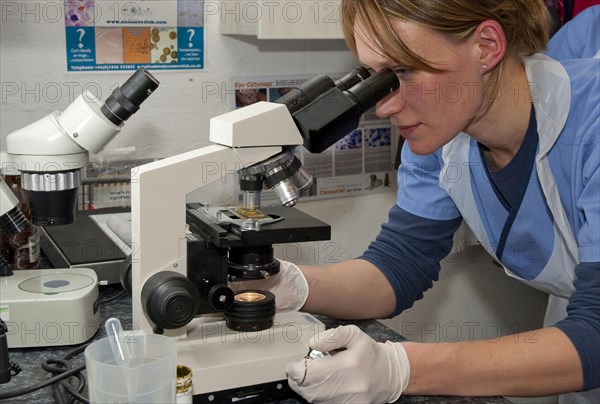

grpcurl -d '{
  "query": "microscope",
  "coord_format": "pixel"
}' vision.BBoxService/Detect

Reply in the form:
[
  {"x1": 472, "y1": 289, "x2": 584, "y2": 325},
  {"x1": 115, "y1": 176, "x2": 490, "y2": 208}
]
[
  {"x1": 0, "y1": 68, "x2": 159, "y2": 348},
  {"x1": 129, "y1": 67, "x2": 399, "y2": 401}
]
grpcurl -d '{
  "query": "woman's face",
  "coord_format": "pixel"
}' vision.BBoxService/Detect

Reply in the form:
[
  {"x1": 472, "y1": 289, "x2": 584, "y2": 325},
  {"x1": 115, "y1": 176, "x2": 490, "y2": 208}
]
[{"x1": 356, "y1": 19, "x2": 486, "y2": 155}]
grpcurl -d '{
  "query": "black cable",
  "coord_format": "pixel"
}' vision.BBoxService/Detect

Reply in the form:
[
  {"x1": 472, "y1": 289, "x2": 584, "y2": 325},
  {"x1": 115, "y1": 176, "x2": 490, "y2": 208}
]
[
  {"x1": 0, "y1": 364, "x2": 86, "y2": 400},
  {"x1": 0, "y1": 344, "x2": 90, "y2": 402},
  {"x1": 43, "y1": 358, "x2": 88, "y2": 404},
  {"x1": 10, "y1": 361, "x2": 22, "y2": 376},
  {"x1": 47, "y1": 345, "x2": 90, "y2": 404},
  {"x1": 100, "y1": 289, "x2": 126, "y2": 304},
  {"x1": 52, "y1": 371, "x2": 88, "y2": 404}
]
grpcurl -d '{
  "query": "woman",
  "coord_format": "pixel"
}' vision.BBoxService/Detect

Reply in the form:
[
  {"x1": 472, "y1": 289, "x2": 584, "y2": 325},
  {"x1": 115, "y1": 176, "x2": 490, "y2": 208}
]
[{"x1": 235, "y1": 1, "x2": 599, "y2": 402}]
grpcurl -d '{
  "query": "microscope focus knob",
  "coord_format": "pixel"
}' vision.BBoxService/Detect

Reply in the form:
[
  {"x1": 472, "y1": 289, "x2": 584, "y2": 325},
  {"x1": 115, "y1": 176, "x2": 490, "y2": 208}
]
[
  {"x1": 141, "y1": 271, "x2": 200, "y2": 330},
  {"x1": 207, "y1": 284, "x2": 234, "y2": 311}
]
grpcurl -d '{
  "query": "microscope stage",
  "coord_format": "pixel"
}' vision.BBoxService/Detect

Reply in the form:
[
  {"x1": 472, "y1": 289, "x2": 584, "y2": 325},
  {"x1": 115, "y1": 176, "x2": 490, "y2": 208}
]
[{"x1": 186, "y1": 203, "x2": 331, "y2": 248}]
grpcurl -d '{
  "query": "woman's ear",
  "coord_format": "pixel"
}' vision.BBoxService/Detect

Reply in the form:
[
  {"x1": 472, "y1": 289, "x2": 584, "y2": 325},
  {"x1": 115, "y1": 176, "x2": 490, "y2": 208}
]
[{"x1": 476, "y1": 20, "x2": 507, "y2": 73}]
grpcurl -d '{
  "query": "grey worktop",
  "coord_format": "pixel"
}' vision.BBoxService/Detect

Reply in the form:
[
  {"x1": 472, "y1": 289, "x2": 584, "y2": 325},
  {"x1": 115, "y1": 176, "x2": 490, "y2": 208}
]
[{"x1": 2, "y1": 285, "x2": 510, "y2": 404}]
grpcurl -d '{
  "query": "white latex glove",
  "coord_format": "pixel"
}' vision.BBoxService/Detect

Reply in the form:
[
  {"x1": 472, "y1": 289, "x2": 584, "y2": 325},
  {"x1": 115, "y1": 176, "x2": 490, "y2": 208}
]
[
  {"x1": 286, "y1": 325, "x2": 410, "y2": 403},
  {"x1": 229, "y1": 259, "x2": 308, "y2": 311}
]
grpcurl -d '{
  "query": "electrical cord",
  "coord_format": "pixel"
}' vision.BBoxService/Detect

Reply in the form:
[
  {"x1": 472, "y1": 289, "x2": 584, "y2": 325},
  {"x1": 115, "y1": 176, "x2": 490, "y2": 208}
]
[
  {"x1": 43, "y1": 344, "x2": 89, "y2": 404},
  {"x1": 99, "y1": 289, "x2": 126, "y2": 304},
  {"x1": 0, "y1": 344, "x2": 90, "y2": 403},
  {"x1": 10, "y1": 361, "x2": 22, "y2": 376}
]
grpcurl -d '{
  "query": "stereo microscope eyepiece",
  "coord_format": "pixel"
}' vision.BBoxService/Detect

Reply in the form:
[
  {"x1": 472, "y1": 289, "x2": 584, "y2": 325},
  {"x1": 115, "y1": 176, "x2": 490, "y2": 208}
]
[{"x1": 101, "y1": 67, "x2": 160, "y2": 126}]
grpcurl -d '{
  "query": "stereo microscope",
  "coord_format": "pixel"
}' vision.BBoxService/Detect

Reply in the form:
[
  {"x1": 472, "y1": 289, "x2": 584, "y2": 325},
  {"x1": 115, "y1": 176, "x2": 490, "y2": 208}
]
[
  {"x1": 0, "y1": 67, "x2": 159, "y2": 348},
  {"x1": 129, "y1": 67, "x2": 399, "y2": 401}
]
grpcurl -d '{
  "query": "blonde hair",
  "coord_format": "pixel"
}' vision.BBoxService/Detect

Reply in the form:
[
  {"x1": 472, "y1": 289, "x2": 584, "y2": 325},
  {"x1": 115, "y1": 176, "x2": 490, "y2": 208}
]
[{"x1": 341, "y1": 0, "x2": 551, "y2": 72}]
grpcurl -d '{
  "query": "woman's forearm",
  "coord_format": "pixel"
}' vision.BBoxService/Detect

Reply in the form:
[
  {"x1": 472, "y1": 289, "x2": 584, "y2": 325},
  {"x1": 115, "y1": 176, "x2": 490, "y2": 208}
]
[
  {"x1": 298, "y1": 259, "x2": 583, "y2": 397},
  {"x1": 300, "y1": 259, "x2": 396, "y2": 319},
  {"x1": 403, "y1": 326, "x2": 583, "y2": 397}
]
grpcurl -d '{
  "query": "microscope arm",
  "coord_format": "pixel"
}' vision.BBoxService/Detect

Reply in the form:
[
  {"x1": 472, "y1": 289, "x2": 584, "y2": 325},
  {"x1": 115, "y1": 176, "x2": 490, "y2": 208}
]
[{"x1": 131, "y1": 144, "x2": 285, "y2": 336}]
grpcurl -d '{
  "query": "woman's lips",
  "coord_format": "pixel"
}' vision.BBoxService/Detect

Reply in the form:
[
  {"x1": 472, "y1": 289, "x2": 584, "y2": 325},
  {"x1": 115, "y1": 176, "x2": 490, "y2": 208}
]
[{"x1": 397, "y1": 123, "x2": 421, "y2": 137}]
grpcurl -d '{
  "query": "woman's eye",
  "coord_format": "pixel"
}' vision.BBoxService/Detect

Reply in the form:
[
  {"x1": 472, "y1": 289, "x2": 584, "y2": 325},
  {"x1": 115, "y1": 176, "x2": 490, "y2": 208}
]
[{"x1": 393, "y1": 67, "x2": 410, "y2": 78}]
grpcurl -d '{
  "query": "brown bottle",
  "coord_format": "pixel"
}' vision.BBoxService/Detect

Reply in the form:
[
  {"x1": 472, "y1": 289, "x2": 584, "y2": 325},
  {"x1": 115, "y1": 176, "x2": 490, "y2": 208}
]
[
  {"x1": 0, "y1": 230, "x2": 13, "y2": 265},
  {"x1": 1, "y1": 174, "x2": 40, "y2": 270}
]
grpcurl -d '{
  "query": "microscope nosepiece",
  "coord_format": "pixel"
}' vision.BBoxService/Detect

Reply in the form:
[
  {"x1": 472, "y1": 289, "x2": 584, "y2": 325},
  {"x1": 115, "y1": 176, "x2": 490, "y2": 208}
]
[{"x1": 239, "y1": 151, "x2": 312, "y2": 209}]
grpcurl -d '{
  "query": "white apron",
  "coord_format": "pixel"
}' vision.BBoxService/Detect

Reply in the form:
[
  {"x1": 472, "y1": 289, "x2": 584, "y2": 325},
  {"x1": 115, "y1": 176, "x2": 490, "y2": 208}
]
[{"x1": 439, "y1": 54, "x2": 598, "y2": 403}]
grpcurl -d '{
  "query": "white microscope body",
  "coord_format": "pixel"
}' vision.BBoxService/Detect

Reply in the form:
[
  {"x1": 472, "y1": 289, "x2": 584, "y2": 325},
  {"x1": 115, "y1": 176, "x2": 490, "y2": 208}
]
[
  {"x1": 130, "y1": 101, "x2": 324, "y2": 398},
  {"x1": 130, "y1": 67, "x2": 400, "y2": 399}
]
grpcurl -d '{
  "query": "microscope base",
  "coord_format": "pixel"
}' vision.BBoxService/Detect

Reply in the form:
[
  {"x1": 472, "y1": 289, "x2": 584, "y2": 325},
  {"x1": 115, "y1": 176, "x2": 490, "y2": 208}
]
[
  {"x1": 0, "y1": 268, "x2": 100, "y2": 348},
  {"x1": 177, "y1": 311, "x2": 324, "y2": 400},
  {"x1": 193, "y1": 379, "x2": 304, "y2": 403}
]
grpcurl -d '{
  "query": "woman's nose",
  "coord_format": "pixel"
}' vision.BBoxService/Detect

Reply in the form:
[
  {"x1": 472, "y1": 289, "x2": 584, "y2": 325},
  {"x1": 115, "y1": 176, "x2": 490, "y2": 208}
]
[{"x1": 375, "y1": 90, "x2": 403, "y2": 119}]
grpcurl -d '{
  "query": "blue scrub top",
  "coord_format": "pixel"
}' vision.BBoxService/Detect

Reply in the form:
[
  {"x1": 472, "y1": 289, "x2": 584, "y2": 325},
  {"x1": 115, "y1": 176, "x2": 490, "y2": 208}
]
[
  {"x1": 546, "y1": 5, "x2": 600, "y2": 59},
  {"x1": 396, "y1": 56, "x2": 600, "y2": 279}
]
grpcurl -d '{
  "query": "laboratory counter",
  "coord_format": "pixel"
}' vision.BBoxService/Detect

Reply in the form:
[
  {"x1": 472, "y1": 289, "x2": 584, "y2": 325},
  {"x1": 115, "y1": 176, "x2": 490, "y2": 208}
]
[{"x1": 3, "y1": 284, "x2": 511, "y2": 404}]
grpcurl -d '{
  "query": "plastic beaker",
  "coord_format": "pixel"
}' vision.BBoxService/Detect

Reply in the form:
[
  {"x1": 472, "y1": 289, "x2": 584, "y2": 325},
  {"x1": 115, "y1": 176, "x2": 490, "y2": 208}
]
[{"x1": 85, "y1": 333, "x2": 177, "y2": 404}]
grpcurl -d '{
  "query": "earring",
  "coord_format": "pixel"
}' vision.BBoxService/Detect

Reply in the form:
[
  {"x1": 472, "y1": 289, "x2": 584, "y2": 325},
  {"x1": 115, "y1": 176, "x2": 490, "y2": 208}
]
[{"x1": 482, "y1": 64, "x2": 488, "y2": 69}]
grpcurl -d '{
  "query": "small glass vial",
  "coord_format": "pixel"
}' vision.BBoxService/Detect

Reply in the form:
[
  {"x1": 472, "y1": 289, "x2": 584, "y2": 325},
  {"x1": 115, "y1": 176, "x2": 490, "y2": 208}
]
[{"x1": 176, "y1": 365, "x2": 193, "y2": 404}]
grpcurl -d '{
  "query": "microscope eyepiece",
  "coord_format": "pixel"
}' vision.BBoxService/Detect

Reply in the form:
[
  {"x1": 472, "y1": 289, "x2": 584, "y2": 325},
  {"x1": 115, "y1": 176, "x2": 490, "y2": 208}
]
[
  {"x1": 344, "y1": 68, "x2": 399, "y2": 114},
  {"x1": 289, "y1": 67, "x2": 399, "y2": 153},
  {"x1": 275, "y1": 74, "x2": 336, "y2": 114},
  {"x1": 275, "y1": 66, "x2": 373, "y2": 115},
  {"x1": 101, "y1": 67, "x2": 160, "y2": 126},
  {"x1": 333, "y1": 66, "x2": 371, "y2": 91}
]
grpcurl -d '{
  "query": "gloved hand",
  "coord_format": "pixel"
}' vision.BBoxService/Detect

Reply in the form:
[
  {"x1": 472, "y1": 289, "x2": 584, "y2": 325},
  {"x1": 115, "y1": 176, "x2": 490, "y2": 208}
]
[
  {"x1": 286, "y1": 325, "x2": 410, "y2": 403},
  {"x1": 228, "y1": 259, "x2": 308, "y2": 311}
]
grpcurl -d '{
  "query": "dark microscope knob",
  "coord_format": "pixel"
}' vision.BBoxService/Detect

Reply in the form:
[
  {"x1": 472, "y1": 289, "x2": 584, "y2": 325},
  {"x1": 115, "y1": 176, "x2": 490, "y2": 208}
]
[
  {"x1": 120, "y1": 254, "x2": 133, "y2": 296},
  {"x1": 207, "y1": 284, "x2": 234, "y2": 311},
  {"x1": 1, "y1": 318, "x2": 11, "y2": 384},
  {"x1": 141, "y1": 271, "x2": 200, "y2": 330}
]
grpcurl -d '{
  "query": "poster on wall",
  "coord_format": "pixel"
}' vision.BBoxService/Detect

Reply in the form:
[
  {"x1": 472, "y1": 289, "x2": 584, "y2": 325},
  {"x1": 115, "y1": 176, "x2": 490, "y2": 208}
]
[
  {"x1": 233, "y1": 74, "x2": 401, "y2": 205},
  {"x1": 65, "y1": 0, "x2": 204, "y2": 71}
]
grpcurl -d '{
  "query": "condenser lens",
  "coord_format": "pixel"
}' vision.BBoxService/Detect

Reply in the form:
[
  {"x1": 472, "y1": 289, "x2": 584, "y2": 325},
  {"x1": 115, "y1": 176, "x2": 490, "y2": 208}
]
[{"x1": 234, "y1": 292, "x2": 266, "y2": 303}]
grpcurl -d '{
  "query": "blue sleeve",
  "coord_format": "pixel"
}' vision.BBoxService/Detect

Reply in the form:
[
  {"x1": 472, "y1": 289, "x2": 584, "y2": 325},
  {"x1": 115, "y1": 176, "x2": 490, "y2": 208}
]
[
  {"x1": 576, "y1": 134, "x2": 600, "y2": 263},
  {"x1": 359, "y1": 204, "x2": 462, "y2": 316},
  {"x1": 397, "y1": 143, "x2": 461, "y2": 220},
  {"x1": 554, "y1": 262, "x2": 600, "y2": 391},
  {"x1": 546, "y1": 5, "x2": 600, "y2": 59}
]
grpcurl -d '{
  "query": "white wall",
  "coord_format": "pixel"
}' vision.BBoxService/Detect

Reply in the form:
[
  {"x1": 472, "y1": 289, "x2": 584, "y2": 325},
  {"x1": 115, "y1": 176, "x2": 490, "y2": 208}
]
[
  {"x1": 0, "y1": 2, "x2": 547, "y2": 344},
  {"x1": 0, "y1": 1, "x2": 356, "y2": 158}
]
